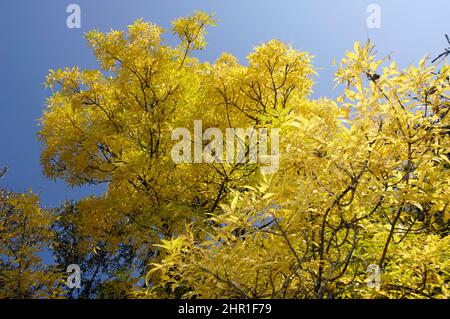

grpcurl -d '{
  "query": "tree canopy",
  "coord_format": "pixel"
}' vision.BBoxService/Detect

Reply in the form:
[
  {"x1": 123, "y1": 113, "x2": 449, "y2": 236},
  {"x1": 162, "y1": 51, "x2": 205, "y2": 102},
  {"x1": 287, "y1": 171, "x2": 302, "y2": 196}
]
[{"x1": 1, "y1": 11, "x2": 449, "y2": 299}]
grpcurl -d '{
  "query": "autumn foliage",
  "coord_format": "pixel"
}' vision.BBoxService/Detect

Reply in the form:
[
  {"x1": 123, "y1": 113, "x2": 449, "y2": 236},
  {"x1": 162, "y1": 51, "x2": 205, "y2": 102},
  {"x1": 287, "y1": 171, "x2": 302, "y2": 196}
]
[{"x1": 1, "y1": 12, "x2": 449, "y2": 299}]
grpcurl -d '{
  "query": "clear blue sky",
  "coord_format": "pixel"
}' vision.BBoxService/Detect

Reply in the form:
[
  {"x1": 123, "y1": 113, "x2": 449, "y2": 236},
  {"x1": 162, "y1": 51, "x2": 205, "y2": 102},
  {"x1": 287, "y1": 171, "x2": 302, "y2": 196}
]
[{"x1": 0, "y1": 0, "x2": 449, "y2": 207}]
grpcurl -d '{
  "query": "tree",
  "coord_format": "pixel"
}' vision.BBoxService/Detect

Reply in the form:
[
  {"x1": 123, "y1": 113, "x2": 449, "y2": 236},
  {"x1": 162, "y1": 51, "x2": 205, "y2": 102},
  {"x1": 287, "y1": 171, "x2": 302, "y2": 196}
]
[
  {"x1": 34, "y1": 12, "x2": 450, "y2": 299},
  {"x1": 0, "y1": 173, "x2": 63, "y2": 298},
  {"x1": 51, "y1": 201, "x2": 142, "y2": 298},
  {"x1": 148, "y1": 41, "x2": 450, "y2": 299}
]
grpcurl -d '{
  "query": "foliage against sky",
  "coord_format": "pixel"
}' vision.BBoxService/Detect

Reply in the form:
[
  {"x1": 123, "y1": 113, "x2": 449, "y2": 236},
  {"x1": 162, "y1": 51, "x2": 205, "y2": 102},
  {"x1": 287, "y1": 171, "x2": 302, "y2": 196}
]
[{"x1": 1, "y1": 11, "x2": 449, "y2": 299}]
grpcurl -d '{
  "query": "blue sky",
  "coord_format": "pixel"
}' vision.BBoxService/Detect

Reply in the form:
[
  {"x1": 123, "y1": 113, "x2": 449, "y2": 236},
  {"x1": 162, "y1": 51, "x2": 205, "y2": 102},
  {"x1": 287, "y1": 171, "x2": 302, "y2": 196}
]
[{"x1": 0, "y1": 0, "x2": 449, "y2": 207}]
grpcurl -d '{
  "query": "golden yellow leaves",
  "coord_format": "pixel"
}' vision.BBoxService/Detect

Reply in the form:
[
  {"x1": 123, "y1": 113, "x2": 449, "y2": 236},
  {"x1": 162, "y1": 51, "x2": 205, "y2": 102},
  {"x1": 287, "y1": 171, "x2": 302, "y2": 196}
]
[
  {"x1": 128, "y1": 19, "x2": 164, "y2": 48},
  {"x1": 0, "y1": 191, "x2": 62, "y2": 298},
  {"x1": 1, "y1": 191, "x2": 54, "y2": 236},
  {"x1": 35, "y1": 12, "x2": 450, "y2": 299},
  {"x1": 144, "y1": 31, "x2": 450, "y2": 299},
  {"x1": 247, "y1": 39, "x2": 316, "y2": 105},
  {"x1": 171, "y1": 11, "x2": 216, "y2": 52},
  {"x1": 335, "y1": 40, "x2": 380, "y2": 87}
]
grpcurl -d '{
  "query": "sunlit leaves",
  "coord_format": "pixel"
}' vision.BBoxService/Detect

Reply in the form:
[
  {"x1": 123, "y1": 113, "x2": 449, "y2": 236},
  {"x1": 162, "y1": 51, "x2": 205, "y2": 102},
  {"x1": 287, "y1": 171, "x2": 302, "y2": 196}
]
[
  {"x1": 145, "y1": 36, "x2": 450, "y2": 299},
  {"x1": 34, "y1": 13, "x2": 450, "y2": 299},
  {"x1": 0, "y1": 191, "x2": 63, "y2": 298}
]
